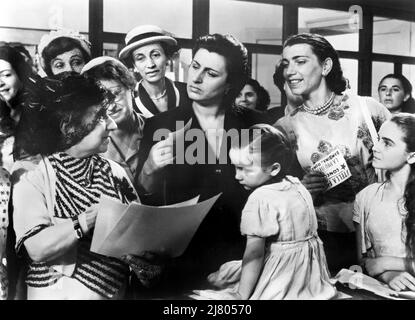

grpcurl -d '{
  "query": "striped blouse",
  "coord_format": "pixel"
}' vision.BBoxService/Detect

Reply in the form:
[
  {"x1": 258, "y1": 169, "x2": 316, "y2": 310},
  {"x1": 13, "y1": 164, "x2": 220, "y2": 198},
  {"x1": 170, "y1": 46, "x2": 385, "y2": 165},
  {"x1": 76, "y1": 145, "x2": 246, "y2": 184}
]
[{"x1": 17, "y1": 152, "x2": 136, "y2": 299}]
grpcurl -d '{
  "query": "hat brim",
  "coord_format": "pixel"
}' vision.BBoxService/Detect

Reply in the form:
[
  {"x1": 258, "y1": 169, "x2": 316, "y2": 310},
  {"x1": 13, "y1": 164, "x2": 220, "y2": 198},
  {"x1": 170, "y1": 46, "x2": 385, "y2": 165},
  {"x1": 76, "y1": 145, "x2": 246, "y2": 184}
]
[{"x1": 119, "y1": 36, "x2": 177, "y2": 61}]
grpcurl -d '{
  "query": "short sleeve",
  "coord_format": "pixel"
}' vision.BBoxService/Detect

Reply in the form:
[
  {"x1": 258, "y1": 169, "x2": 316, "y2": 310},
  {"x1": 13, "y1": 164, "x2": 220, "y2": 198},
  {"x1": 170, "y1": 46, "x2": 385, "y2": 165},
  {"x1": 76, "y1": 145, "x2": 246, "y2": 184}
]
[
  {"x1": 353, "y1": 187, "x2": 375, "y2": 255},
  {"x1": 12, "y1": 170, "x2": 52, "y2": 254},
  {"x1": 240, "y1": 190, "x2": 279, "y2": 237}
]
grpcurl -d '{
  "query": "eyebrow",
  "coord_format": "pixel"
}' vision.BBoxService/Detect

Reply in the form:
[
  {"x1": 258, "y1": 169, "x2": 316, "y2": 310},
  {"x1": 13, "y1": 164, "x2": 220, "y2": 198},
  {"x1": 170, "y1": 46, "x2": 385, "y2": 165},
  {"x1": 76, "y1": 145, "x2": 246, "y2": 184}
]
[
  {"x1": 192, "y1": 59, "x2": 220, "y2": 73},
  {"x1": 381, "y1": 137, "x2": 395, "y2": 144}
]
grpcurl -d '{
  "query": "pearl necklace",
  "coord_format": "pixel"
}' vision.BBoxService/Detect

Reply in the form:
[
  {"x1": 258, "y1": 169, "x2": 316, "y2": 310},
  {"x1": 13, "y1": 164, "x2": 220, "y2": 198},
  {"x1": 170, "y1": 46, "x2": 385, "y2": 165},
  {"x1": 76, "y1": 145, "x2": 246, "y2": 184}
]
[
  {"x1": 302, "y1": 92, "x2": 335, "y2": 115},
  {"x1": 149, "y1": 89, "x2": 167, "y2": 101}
]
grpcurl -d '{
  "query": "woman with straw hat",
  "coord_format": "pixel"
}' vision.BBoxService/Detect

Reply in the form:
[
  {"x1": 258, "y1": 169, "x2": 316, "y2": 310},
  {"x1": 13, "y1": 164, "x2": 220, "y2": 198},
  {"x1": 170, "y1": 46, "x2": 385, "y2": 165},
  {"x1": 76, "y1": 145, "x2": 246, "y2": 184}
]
[{"x1": 119, "y1": 25, "x2": 189, "y2": 119}]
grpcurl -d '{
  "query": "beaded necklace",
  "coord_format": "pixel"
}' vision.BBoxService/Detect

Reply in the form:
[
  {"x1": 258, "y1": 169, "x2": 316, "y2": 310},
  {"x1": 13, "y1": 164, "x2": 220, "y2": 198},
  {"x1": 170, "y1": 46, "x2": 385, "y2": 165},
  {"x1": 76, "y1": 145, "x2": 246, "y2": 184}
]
[{"x1": 302, "y1": 92, "x2": 335, "y2": 115}]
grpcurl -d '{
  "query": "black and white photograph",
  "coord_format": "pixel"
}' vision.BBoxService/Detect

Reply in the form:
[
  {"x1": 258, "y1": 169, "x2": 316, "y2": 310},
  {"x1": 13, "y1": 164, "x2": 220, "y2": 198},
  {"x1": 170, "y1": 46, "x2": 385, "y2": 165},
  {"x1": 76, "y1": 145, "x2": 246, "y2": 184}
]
[{"x1": 1, "y1": 0, "x2": 415, "y2": 309}]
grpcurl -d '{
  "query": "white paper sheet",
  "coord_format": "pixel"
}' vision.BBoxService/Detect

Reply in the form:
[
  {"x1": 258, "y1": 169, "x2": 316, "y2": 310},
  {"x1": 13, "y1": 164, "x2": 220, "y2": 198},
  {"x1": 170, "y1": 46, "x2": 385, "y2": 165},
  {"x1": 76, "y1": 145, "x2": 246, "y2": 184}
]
[{"x1": 91, "y1": 193, "x2": 221, "y2": 258}]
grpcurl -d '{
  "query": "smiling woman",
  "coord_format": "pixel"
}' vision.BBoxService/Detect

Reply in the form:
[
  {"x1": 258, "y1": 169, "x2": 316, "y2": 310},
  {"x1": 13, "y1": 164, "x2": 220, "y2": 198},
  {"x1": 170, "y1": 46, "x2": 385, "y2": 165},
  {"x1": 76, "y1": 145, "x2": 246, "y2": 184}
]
[
  {"x1": 276, "y1": 33, "x2": 391, "y2": 275},
  {"x1": 11, "y1": 74, "x2": 139, "y2": 300}
]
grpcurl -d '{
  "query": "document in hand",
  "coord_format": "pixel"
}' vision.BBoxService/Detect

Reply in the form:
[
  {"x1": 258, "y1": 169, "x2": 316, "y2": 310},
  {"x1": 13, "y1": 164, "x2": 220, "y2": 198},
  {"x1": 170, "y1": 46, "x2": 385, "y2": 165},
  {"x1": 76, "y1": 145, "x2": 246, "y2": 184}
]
[{"x1": 90, "y1": 193, "x2": 221, "y2": 258}]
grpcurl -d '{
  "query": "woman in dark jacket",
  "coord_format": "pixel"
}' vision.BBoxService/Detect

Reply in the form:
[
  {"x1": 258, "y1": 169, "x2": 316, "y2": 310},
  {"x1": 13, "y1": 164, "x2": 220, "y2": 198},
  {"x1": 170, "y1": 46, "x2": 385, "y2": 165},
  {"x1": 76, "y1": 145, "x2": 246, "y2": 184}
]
[{"x1": 134, "y1": 33, "x2": 267, "y2": 297}]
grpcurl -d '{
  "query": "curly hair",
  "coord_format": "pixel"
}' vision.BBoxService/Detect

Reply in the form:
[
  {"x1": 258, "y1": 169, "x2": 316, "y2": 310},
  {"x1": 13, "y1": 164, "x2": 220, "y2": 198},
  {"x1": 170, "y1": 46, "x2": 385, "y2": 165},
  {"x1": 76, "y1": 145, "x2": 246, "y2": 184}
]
[
  {"x1": 283, "y1": 33, "x2": 348, "y2": 94},
  {"x1": 389, "y1": 114, "x2": 415, "y2": 263},
  {"x1": 378, "y1": 74, "x2": 415, "y2": 113},
  {"x1": 14, "y1": 73, "x2": 111, "y2": 157},
  {"x1": 82, "y1": 58, "x2": 136, "y2": 90},
  {"x1": 193, "y1": 34, "x2": 249, "y2": 109},
  {"x1": 42, "y1": 37, "x2": 91, "y2": 76}
]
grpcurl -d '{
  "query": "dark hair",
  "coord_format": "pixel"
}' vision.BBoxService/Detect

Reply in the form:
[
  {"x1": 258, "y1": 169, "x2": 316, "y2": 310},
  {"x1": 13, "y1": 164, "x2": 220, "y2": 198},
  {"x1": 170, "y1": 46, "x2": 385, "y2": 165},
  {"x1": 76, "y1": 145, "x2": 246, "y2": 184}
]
[
  {"x1": 243, "y1": 78, "x2": 270, "y2": 111},
  {"x1": 283, "y1": 33, "x2": 348, "y2": 94},
  {"x1": 0, "y1": 45, "x2": 33, "y2": 83},
  {"x1": 389, "y1": 114, "x2": 415, "y2": 263},
  {"x1": 0, "y1": 45, "x2": 34, "y2": 136},
  {"x1": 193, "y1": 34, "x2": 249, "y2": 108},
  {"x1": 234, "y1": 124, "x2": 293, "y2": 181},
  {"x1": 83, "y1": 59, "x2": 136, "y2": 90},
  {"x1": 14, "y1": 73, "x2": 111, "y2": 157},
  {"x1": 378, "y1": 74, "x2": 415, "y2": 113},
  {"x1": 42, "y1": 37, "x2": 91, "y2": 76}
]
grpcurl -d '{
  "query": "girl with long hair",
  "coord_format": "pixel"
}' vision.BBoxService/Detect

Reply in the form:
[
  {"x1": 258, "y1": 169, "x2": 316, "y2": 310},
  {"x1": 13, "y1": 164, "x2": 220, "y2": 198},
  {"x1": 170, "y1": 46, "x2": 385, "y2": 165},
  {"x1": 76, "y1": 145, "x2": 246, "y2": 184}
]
[{"x1": 354, "y1": 114, "x2": 415, "y2": 291}]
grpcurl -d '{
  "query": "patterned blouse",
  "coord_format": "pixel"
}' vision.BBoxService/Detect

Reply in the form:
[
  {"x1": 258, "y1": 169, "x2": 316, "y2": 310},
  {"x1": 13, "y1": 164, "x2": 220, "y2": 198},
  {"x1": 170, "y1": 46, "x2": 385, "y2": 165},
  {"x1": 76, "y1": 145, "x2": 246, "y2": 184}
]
[
  {"x1": 277, "y1": 93, "x2": 390, "y2": 233},
  {"x1": 16, "y1": 153, "x2": 137, "y2": 299}
]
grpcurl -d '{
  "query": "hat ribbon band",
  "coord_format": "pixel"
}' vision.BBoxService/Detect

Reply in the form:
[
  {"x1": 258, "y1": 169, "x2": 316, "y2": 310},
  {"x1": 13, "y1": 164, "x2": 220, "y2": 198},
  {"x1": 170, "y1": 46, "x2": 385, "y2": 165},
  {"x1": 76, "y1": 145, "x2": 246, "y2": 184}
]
[{"x1": 127, "y1": 32, "x2": 165, "y2": 46}]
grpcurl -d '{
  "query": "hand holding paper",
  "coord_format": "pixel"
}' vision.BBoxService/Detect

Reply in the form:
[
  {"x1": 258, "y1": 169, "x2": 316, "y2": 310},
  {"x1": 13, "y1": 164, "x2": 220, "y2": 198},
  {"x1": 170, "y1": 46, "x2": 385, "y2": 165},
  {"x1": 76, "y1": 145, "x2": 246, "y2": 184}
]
[{"x1": 91, "y1": 193, "x2": 220, "y2": 259}]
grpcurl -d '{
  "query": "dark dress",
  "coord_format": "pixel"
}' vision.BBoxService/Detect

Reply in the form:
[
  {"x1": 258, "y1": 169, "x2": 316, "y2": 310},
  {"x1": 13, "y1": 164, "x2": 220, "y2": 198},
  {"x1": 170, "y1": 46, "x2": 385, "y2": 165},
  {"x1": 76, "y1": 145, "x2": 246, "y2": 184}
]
[{"x1": 135, "y1": 102, "x2": 267, "y2": 297}]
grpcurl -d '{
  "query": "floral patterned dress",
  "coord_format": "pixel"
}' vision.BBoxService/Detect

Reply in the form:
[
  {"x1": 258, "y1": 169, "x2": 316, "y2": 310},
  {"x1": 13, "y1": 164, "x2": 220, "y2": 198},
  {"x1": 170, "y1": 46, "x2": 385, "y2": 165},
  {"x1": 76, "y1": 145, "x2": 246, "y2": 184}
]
[{"x1": 277, "y1": 93, "x2": 390, "y2": 233}]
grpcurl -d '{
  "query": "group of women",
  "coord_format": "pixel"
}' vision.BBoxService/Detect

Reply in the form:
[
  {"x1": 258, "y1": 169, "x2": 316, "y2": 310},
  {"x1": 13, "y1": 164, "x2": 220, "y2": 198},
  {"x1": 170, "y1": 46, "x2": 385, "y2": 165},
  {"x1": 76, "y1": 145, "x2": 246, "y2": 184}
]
[{"x1": 0, "y1": 22, "x2": 414, "y2": 300}]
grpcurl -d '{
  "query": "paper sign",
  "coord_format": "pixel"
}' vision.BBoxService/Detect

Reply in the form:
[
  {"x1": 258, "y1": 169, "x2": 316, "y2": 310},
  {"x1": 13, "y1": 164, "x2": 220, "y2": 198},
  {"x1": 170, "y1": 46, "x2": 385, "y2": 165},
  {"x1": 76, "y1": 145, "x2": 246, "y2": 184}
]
[
  {"x1": 91, "y1": 193, "x2": 221, "y2": 258},
  {"x1": 310, "y1": 148, "x2": 352, "y2": 190}
]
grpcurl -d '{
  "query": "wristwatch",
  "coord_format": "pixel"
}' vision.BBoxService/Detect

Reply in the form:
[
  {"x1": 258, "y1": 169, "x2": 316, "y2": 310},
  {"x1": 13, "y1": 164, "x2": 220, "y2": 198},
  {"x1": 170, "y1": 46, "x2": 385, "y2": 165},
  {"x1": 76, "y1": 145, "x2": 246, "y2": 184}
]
[{"x1": 71, "y1": 215, "x2": 84, "y2": 239}]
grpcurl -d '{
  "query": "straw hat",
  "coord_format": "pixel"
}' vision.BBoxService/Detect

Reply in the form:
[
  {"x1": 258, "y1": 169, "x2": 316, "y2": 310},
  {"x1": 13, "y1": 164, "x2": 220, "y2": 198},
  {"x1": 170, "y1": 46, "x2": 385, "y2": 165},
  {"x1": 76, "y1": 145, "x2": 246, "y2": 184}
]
[
  {"x1": 118, "y1": 25, "x2": 177, "y2": 61},
  {"x1": 81, "y1": 56, "x2": 121, "y2": 74}
]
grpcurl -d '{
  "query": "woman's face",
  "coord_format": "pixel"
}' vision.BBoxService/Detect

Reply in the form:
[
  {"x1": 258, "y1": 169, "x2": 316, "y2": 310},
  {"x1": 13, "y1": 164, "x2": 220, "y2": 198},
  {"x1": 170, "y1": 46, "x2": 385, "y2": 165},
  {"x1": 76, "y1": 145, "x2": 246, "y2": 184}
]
[
  {"x1": 131, "y1": 43, "x2": 167, "y2": 84},
  {"x1": 0, "y1": 59, "x2": 22, "y2": 102},
  {"x1": 71, "y1": 104, "x2": 117, "y2": 156},
  {"x1": 378, "y1": 78, "x2": 409, "y2": 113},
  {"x1": 50, "y1": 47, "x2": 86, "y2": 75},
  {"x1": 281, "y1": 43, "x2": 325, "y2": 97},
  {"x1": 372, "y1": 121, "x2": 411, "y2": 171},
  {"x1": 235, "y1": 84, "x2": 258, "y2": 109},
  {"x1": 187, "y1": 48, "x2": 229, "y2": 106},
  {"x1": 99, "y1": 79, "x2": 133, "y2": 126}
]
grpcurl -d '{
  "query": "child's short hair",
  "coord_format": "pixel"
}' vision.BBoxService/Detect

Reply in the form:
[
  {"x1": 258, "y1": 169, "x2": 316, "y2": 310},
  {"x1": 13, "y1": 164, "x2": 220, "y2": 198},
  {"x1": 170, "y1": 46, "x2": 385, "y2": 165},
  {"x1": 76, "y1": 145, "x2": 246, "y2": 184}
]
[{"x1": 235, "y1": 124, "x2": 293, "y2": 176}]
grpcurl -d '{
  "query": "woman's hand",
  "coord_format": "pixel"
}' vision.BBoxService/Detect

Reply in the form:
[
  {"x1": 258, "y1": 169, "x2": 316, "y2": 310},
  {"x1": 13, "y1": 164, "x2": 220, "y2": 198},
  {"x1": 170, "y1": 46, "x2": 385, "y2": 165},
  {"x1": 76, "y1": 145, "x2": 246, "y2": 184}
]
[
  {"x1": 142, "y1": 138, "x2": 174, "y2": 176},
  {"x1": 380, "y1": 271, "x2": 415, "y2": 292},
  {"x1": 121, "y1": 251, "x2": 167, "y2": 288},
  {"x1": 301, "y1": 171, "x2": 328, "y2": 199},
  {"x1": 78, "y1": 205, "x2": 98, "y2": 234}
]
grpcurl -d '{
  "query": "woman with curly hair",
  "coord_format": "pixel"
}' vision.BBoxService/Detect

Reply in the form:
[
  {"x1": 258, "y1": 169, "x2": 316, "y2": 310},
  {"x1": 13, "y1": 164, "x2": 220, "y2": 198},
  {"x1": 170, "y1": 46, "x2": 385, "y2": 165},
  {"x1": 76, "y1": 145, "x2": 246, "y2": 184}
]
[
  {"x1": 38, "y1": 30, "x2": 91, "y2": 77},
  {"x1": 276, "y1": 33, "x2": 391, "y2": 274},
  {"x1": 81, "y1": 57, "x2": 145, "y2": 188},
  {"x1": 135, "y1": 33, "x2": 266, "y2": 297},
  {"x1": 12, "y1": 74, "x2": 139, "y2": 299},
  {"x1": 354, "y1": 114, "x2": 415, "y2": 292}
]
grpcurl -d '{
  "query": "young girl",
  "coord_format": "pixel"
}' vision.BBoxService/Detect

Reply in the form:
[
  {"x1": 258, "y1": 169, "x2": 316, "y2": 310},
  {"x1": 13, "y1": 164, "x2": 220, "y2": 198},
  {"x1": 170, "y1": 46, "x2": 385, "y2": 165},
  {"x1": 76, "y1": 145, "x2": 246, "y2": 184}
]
[
  {"x1": 191, "y1": 124, "x2": 336, "y2": 300},
  {"x1": 354, "y1": 114, "x2": 415, "y2": 292}
]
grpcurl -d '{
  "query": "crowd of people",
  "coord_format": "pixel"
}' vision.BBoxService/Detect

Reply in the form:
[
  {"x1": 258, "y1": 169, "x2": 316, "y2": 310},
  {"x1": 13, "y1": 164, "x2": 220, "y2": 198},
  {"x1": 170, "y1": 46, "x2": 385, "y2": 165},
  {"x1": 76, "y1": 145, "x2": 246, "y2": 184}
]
[{"x1": 0, "y1": 23, "x2": 415, "y2": 300}]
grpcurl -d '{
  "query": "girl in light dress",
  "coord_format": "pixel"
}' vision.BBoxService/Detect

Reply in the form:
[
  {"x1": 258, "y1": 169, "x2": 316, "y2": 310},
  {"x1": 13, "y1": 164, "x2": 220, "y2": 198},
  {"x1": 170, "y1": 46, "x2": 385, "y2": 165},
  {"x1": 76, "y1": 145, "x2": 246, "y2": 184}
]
[
  {"x1": 192, "y1": 124, "x2": 336, "y2": 300},
  {"x1": 354, "y1": 114, "x2": 415, "y2": 292}
]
